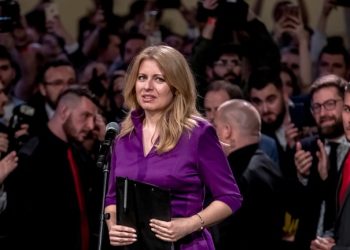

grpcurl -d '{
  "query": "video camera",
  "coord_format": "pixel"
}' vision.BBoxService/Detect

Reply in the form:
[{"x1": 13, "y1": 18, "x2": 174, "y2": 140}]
[
  {"x1": 8, "y1": 104, "x2": 35, "y2": 149},
  {"x1": 0, "y1": 0, "x2": 20, "y2": 33}
]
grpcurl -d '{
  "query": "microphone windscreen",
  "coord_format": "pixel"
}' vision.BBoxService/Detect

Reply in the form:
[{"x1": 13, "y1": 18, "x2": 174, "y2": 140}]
[{"x1": 106, "y1": 122, "x2": 120, "y2": 134}]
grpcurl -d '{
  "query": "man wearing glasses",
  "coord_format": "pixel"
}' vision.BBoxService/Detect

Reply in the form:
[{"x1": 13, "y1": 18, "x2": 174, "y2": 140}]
[
  {"x1": 14, "y1": 60, "x2": 76, "y2": 137},
  {"x1": 294, "y1": 74, "x2": 349, "y2": 249}
]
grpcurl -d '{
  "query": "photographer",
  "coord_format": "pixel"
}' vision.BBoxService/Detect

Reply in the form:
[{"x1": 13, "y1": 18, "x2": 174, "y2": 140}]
[{"x1": 0, "y1": 79, "x2": 21, "y2": 247}]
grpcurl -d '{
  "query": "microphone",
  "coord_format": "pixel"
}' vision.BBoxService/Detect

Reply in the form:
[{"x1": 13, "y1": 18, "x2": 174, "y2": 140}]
[{"x1": 96, "y1": 122, "x2": 120, "y2": 168}]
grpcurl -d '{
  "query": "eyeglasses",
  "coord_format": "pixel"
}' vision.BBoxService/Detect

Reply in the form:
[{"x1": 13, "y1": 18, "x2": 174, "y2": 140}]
[{"x1": 310, "y1": 99, "x2": 343, "y2": 114}]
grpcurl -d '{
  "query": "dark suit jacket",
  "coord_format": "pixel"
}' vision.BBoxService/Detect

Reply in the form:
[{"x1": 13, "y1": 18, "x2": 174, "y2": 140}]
[
  {"x1": 215, "y1": 144, "x2": 284, "y2": 250},
  {"x1": 295, "y1": 135, "x2": 350, "y2": 250}
]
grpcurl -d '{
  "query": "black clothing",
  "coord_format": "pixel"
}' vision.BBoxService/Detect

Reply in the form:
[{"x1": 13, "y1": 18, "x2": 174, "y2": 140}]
[
  {"x1": 216, "y1": 144, "x2": 284, "y2": 250},
  {"x1": 293, "y1": 136, "x2": 349, "y2": 250},
  {"x1": 5, "y1": 126, "x2": 103, "y2": 250}
]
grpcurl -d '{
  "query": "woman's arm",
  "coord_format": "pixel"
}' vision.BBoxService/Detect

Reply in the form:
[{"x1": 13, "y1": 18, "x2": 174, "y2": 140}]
[{"x1": 149, "y1": 200, "x2": 232, "y2": 242}]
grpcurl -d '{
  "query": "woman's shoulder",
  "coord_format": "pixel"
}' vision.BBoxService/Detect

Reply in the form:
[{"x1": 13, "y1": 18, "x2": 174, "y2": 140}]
[{"x1": 188, "y1": 116, "x2": 214, "y2": 136}]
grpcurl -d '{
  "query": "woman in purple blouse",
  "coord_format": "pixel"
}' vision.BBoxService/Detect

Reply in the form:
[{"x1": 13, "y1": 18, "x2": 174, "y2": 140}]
[{"x1": 104, "y1": 45, "x2": 242, "y2": 249}]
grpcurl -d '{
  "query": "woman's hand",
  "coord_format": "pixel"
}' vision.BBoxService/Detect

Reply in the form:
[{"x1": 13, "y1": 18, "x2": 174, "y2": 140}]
[
  {"x1": 108, "y1": 224, "x2": 137, "y2": 246},
  {"x1": 149, "y1": 216, "x2": 200, "y2": 242}
]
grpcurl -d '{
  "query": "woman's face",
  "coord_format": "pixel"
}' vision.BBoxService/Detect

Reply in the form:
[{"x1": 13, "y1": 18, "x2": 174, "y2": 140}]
[{"x1": 135, "y1": 59, "x2": 174, "y2": 116}]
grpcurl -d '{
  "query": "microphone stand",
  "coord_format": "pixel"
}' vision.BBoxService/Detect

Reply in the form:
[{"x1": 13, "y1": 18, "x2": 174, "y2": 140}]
[{"x1": 97, "y1": 153, "x2": 111, "y2": 250}]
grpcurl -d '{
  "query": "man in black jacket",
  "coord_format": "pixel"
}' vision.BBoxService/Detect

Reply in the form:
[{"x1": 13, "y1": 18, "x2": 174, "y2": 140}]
[
  {"x1": 294, "y1": 74, "x2": 349, "y2": 250},
  {"x1": 309, "y1": 78, "x2": 350, "y2": 250},
  {"x1": 213, "y1": 99, "x2": 284, "y2": 250},
  {"x1": 6, "y1": 85, "x2": 106, "y2": 250}
]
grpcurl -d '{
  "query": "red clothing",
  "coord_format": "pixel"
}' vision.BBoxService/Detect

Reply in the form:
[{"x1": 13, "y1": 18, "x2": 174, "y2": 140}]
[
  {"x1": 339, "y1": 152, "x2": 350, "y2": 206},
  {"x1": 67, "y1": 148, "x2": 90, "y2": 250}
]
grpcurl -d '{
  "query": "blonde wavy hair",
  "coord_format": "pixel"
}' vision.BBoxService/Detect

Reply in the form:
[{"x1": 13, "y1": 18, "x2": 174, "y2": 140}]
[{"x1": 119, "y1": 45, "x2": 202, "y2": 153}]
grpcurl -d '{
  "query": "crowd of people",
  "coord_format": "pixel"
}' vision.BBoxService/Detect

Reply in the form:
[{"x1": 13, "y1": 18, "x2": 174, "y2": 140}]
[{"x1": 0, "y1": 0, "x2": 349, "y2": 250}]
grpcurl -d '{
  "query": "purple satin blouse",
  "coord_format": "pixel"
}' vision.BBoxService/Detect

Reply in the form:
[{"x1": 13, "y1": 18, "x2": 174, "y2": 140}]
[{"x1": 106, "y1": 110, "x2": 242, "y2": 249}]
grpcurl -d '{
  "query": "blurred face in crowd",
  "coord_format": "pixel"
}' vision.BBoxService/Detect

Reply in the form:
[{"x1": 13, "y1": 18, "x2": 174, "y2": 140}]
[
  {"x1": 63, "y1": 96, "x2": 98, "y2": 143},
  {"x1": 281, "y1": 51, "x2": 300, "y2": 79},
  {"x1": 212, "y1": 53, "x2": 242, "y2": 84},
  {"x1": 164, "y1": 34, "x2": 184, "y2": 52},
  {"x1": 40, "y1": 65, "x2": 76, "y2": 109},
  {"x1": 124, "y1": 38, "x2": 146, "y2": 65},
  {"x1": 311, "y1": 86, "x2": 344, "y2": 138},
  {"x1": 41, "y1": 33, "x2": 63, "y2": 60},
  {"x1": 0, "y1": 59, "x2": 15, "y2": 90},
  {"x1": 135, "y1": 59, "x2": 174, "y2": 116},
  {"x1": 101, "y1": 34, "x2": 121, "y2": 65},
  {"x1": 82, "y1": 62, "x2": 108, "y2": 90},
  {"x1": 318, "y1": 53, "x2": 348, "y2": 79},
  {"x1": 342, "y1": 91, "x2": 350, "y2": 141},
  {"x1": 250, "y1": 83, "x2": 286, "y2": 130},
  {"x1": 204, "y1": 89, "x2": 230, "y2": 124},
  {"x1": 0, "y1": 82, "x2": 8, "y2": 116},
  {"x1": 111, "y1": 70, "x2": 126, "y2": 109}
]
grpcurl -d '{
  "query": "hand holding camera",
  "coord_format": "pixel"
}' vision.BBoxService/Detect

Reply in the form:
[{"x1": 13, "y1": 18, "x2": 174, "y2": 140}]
[{"x1": 8, "y1": 104, "x2": 34, "y2": 150}]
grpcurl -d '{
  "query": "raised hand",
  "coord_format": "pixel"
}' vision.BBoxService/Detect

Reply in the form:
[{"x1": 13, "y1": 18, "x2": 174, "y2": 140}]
[
  {"x1": 294, "y1": 141, "x2": 313, "y2": 177},
  {"x1": 285, "y1": 122, "x2": 300, "y2": 149},
  {"x1": 315, "y1": 139, "x2": 328, "y2": 181}
]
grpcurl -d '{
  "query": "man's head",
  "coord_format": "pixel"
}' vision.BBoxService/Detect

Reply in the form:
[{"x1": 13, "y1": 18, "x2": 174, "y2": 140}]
[
  {"x1": 38, "y1": 60, "x2": 76, "y2": 109},
  {"x1": 0, "y1": 45, "x2": 17, "y2": 92},
  {"x1": 342, "y1": 83, "x2": 350, "y2": 141},
  {"x1": 310, "y1": 74, "x2": 346, "y2": 139},
  {"x1": 122, "y1": 33, "x2": 146, "y2": 66},
  {"x1": 214, "y1": 99, "x2": 261, "y2": 155},
  {"x1": 209, "y1": 44, "x2": 243, "y2": 85},
  {"x1": 97, "y1": 28, "x2": 122, "y2": 66},
  {"x1": 49, "y1": 85, "x2": 100, "y2": 143},
  {"x1": 281, "y1": 47, "x2": 300, "y2": 79},
  {"x1": 203, "y1": 80, "x2": 243, "y2": 123},
  {"x1": 318, "y1": 44, "x2": 350, "y2": 80},
  {"x1": 248, "y1": 68, "x2": 287, "y2": 132}
]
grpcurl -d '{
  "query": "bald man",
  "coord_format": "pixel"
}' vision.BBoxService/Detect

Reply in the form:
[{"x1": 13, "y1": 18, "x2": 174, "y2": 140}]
[{"x1": 213, "y1": 99, "x2": 284, "y2": 250}]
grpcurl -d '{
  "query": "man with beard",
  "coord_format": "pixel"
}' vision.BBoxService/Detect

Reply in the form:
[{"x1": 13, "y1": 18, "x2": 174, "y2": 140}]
[
  {"x1": 309, "y1": 77, "x2": 350, "y2": 250},
  {"x1": 247, "y1": 68, "x2": 312, "y2": 249},
  {"x1": 13, "y1": 59, "x2": 76, "y2": 138},
  {"x1": 5, "y1": 85, "x2": 106, "y2": 250},
  {"x1": 209, "y1": 44, "x2": 242, "y2": 86},
  {"x1": 294, "y1": 74, "x2": 349, "y2": 249},
  {"x1": 248, "y1": 68, "x2": 294, "y2": 159}
]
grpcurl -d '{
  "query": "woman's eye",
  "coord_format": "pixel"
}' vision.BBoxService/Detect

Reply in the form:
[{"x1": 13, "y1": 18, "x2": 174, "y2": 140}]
[
  {"x1": 138, "y1": 75, "x2": 146, "y2": 81},
  {"x1": 155, "y1": 77, "x2": 165, "y2": 83}
]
